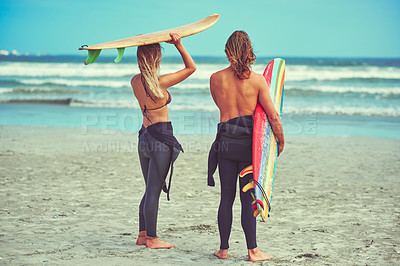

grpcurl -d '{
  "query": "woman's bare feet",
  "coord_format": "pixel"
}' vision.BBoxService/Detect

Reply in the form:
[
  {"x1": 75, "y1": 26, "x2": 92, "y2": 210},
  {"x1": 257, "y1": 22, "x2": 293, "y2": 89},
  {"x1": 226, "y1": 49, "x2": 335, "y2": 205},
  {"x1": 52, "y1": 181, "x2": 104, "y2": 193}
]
[
  {"x1": 248, "y1": 247, "x2": 273, "y2": 261},
  {"x1": 146, "y1": 236, "x2": 174, "y2": 249},
  {"x1": 136, "y1": 231, "x2": 147, "y2": 245},
  {"x1": 214, "y1": 249, "x2": 228, "y2": 259}
]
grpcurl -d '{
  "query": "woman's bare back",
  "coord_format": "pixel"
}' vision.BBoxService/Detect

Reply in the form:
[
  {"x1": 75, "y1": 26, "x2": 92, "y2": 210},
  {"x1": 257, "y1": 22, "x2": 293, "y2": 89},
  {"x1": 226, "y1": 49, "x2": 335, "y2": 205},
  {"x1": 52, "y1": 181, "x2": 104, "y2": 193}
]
[{"x1": 131, "y1": 74, "x2": 170, "y2": 127}]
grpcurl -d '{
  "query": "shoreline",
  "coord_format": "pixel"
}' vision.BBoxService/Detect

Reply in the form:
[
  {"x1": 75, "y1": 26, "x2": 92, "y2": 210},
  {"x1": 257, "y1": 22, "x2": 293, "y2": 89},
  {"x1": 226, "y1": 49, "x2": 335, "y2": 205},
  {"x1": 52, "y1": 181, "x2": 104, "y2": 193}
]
[
  {"x1": 1, "y1": 125, "x2": 399, "y2": 265},
  {"x1": 1, "y1": 103, "x2": 400, "y2": 139}
]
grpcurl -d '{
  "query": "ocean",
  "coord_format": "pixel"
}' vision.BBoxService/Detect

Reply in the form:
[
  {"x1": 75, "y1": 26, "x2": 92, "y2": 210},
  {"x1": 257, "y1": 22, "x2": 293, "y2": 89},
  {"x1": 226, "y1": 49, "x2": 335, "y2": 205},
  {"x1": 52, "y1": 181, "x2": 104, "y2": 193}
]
[{"x1": 0, "y1": 55, "x2": 399, "y2": 138}]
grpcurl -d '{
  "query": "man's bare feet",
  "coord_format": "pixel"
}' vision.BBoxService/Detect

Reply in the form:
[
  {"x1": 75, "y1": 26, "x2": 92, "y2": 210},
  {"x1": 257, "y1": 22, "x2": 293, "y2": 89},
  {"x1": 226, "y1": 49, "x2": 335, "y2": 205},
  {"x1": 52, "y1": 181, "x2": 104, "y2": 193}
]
[
  {"x1": 248, "y1": 247, "x2": 273, "y2": 262},
  {"x1": 214, "y1": 249, "x2": 228, "y2": 259},
  {"x1": 136, "y1": 231, "x2": 147, "y2": 245},
  {"x1": 146, "y1": 236, "x2": 174, "y2": 249}
]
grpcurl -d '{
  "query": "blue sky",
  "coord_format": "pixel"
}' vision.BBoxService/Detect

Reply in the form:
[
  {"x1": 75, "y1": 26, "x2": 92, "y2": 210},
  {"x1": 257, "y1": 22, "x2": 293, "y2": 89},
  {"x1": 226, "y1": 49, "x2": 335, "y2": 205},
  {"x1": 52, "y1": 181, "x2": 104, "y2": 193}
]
[{"x1": 1, "y1": 0, "x2": 399, "y2": 58}]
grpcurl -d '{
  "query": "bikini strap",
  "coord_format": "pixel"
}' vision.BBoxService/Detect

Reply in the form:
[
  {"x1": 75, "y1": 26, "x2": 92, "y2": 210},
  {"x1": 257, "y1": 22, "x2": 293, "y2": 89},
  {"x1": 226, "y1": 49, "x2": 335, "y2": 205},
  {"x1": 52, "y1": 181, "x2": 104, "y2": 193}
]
[{"x1": 141, "y1": 90, "x2": 170, "y2": 112}]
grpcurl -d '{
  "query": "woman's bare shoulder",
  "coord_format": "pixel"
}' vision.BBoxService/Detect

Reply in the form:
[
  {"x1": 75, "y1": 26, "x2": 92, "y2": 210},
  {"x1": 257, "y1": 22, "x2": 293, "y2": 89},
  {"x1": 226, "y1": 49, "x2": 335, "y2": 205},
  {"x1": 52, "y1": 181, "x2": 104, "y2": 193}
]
[
  {"x1": 130, "y1": 74, "x2": 142, "y2": 96},
  {"x1": 131, "y1": 74, "x2": 140, "y2": 84}
]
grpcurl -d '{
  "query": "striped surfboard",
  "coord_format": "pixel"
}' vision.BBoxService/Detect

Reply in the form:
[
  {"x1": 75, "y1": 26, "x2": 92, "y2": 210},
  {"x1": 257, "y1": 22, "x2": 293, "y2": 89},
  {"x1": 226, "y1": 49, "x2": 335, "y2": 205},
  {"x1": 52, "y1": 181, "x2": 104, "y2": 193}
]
[{"x1": 253, "y1": 58, "x2": 285, "y2": 221}]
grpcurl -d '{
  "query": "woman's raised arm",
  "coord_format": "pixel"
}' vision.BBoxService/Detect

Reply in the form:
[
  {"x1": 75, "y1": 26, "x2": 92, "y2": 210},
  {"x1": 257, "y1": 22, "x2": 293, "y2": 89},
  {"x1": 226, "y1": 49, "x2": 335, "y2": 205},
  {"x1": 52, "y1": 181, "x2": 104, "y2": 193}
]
[{"x1": 159, "y1": 33, "x2": 196, "y2": 89}]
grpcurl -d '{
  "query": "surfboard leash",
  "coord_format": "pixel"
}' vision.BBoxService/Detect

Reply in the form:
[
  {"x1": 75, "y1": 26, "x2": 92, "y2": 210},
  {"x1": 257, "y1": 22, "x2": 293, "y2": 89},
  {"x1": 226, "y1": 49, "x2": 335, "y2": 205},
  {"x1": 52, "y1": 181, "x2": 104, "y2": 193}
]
[
  {"x1": 251, "y1": 178, "x2": 271, "y2": 212},
  {"x1": 240, "y1": 165, "x2": 271, "y2": 216}
]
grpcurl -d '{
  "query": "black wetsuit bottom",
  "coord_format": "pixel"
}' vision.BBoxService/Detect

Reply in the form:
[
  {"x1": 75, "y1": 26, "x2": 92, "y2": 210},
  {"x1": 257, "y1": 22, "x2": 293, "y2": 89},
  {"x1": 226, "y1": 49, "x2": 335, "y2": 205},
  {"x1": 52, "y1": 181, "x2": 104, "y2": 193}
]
[
  {"x1": 137, "y1": 122, "x2": 182, "y2": 237},
  {"x1": 215, "y1": 116, "x2": 257, "y2": 250}
]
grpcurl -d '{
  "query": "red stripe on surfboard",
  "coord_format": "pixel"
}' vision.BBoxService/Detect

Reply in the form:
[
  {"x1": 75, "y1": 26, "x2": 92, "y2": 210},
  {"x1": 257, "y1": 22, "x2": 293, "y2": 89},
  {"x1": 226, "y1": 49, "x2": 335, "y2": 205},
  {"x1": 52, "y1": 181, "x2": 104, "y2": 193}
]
[
  {"x1": 252, "y1": 104, "x2": 265, "y2": 183},
  {"x1": 263, "y1": 60, "x2": 274, "y2": 88}
]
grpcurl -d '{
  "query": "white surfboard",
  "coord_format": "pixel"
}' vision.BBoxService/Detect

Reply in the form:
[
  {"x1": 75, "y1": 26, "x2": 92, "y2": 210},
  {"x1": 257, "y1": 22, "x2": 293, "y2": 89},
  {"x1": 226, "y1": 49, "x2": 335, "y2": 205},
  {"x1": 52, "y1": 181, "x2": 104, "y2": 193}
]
[{"x1": 79, "y1": 14, "x2": 219, "y2": 64}]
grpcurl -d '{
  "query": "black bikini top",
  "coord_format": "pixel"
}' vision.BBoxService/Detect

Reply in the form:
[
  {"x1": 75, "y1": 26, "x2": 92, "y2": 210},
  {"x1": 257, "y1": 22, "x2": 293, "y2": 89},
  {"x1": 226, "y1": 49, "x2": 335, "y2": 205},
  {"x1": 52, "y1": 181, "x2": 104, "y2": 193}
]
[{"x1": 141, "y1": 75, "x2": 172, "y2": 123}]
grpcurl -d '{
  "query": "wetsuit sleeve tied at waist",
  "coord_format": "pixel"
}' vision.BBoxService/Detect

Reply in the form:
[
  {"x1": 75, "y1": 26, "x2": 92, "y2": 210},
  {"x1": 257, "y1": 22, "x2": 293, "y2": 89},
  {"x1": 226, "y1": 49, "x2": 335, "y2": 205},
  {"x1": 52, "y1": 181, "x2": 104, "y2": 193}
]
[{"x1": 140, "y1": 124, "x2": 184, "y2": 201}]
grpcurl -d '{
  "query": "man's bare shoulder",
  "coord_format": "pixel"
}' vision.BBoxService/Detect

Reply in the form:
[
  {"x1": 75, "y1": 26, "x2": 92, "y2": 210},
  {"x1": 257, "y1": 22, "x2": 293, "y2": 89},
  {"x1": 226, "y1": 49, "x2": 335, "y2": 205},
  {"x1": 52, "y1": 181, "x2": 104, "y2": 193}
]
[{"x1": 249, "y1": 71, "x2": 268, "y2": 87}]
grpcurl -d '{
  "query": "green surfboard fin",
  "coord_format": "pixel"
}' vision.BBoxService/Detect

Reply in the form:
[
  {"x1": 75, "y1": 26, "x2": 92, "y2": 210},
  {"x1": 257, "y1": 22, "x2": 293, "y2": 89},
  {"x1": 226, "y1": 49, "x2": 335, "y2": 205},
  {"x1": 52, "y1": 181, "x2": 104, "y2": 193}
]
[
  {"x1": 84, "y1": 49, "x2": 102, "y2": 65},
  {"x1": 114, "y1": 48, "x2": 125, "y2": 63}
]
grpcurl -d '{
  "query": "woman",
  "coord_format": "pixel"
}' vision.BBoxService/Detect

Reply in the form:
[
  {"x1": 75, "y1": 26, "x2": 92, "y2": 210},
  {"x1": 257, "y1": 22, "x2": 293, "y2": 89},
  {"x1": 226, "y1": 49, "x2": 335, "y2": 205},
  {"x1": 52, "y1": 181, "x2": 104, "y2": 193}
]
[
  {"x1": 208, "y1": 31, "x2": 284, "y2": 261},
  {"x1": 131, "y1": 33, "x2": 196, "y2": 249}
]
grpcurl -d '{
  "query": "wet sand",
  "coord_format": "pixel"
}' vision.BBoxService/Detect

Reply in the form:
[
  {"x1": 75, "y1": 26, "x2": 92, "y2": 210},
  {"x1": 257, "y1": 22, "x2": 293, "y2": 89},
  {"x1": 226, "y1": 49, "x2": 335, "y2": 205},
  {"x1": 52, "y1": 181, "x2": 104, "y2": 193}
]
[{"x1": 0, "y1": 125, "x2": 399, "y2": 265}]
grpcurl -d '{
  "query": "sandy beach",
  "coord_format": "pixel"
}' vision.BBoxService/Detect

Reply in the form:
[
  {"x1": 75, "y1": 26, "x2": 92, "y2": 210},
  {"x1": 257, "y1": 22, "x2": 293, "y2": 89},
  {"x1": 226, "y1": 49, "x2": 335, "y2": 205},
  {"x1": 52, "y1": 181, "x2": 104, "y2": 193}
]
[{"x1": 0, "y1": 125, "x2": 399, "y2": 265}]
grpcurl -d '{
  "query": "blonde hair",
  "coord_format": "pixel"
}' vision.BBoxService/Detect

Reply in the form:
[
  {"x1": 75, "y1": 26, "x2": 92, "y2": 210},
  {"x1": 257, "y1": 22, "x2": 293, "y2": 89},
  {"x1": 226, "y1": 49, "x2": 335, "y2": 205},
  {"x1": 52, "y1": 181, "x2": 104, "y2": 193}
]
[
  {"x1": 225, "y1": 31, "x2": 256, "y2": 80},
  {"x1": 137, "y1": 44, "x2": 164, "y2": 99}
]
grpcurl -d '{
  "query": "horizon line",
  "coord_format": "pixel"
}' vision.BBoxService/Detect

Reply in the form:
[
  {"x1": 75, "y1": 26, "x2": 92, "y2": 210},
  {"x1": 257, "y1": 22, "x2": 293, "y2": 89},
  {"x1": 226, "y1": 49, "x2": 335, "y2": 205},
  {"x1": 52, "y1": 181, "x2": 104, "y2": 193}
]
[{"x1": 1, "y1": 53, "x2": 400, "y2": 60}]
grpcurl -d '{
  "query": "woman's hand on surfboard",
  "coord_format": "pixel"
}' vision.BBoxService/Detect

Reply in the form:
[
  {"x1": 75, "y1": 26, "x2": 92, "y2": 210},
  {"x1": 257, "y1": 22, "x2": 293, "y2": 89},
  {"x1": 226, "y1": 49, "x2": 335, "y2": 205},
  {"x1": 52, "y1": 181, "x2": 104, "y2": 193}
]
[{"x1": 166, "y1": 33, "x2": 181, "y2": 45}]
